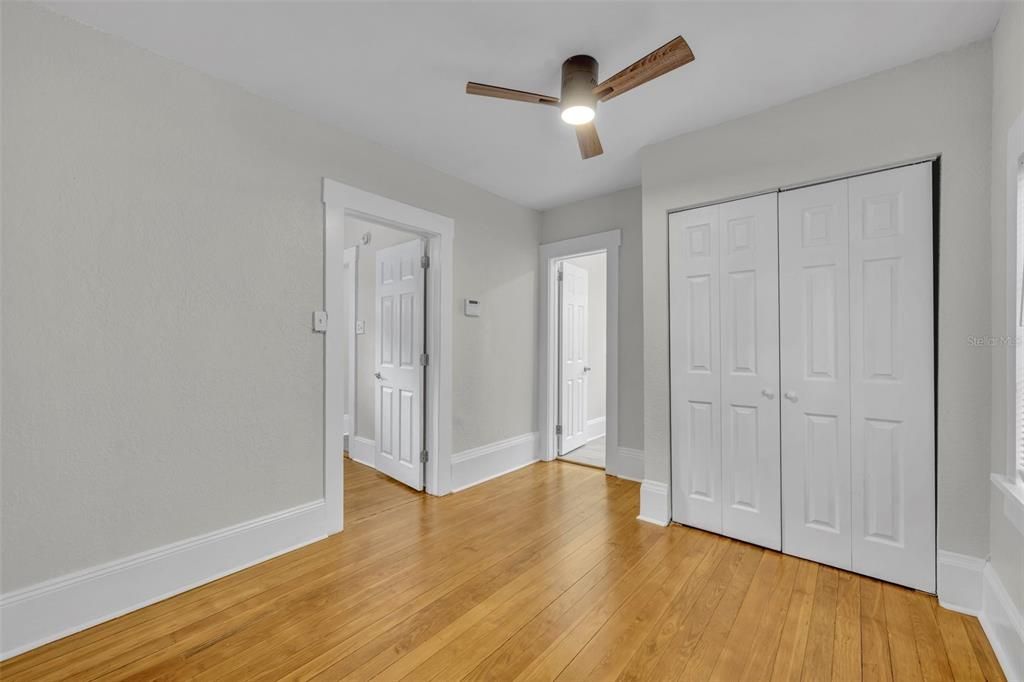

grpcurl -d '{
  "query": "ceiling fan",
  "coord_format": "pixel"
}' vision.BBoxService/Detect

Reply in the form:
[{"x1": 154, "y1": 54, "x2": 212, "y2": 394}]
[{"x1": 465, "y1": 36, "x2": 694, "y2": 160}]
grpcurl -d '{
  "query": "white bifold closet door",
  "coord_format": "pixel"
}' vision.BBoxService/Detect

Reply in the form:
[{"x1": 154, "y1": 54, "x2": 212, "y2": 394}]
[
  {"x1": 669, "y1": 193, "x2": 781, "y2": 550},
  {"x1": 780, "y1": 162, "x2": 935, "y2": 592}
]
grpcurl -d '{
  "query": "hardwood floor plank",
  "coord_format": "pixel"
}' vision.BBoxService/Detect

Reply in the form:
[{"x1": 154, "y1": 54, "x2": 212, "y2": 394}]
[
  {"x1": 771, "y1": 560, "x2": 820, "y2": 682},
  {"x1": 614, "y1": 532, "x2": 732, "y2": 682},
  {"x1": 801, "y1": 565, "x2": 839, "y2": 681},
  {"x1": 860, "y1": 578, "x2": 894, "y2": 682},
  {"x1": 961, "y1": 616, "x2": 1006, "y2": 682},
  {"x1": 929, "y1": 600, "x2": 984, "y2": 681},
  {"x1": 905, "y1": 590, "x2": 954, "y2": 682},
  {"x1": 0, "y1": 462, "x2": 1005, "y2": 682},
  {"x1": 883, "y1": 584, "x2": 925, "y2": 682},
  {"x1": 831, "y1": 571, "x2": 862, "y2": 681}
]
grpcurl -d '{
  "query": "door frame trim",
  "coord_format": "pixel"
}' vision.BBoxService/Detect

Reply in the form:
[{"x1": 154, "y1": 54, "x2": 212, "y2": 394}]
[
  {"x1": 538, "y1": 230, "x2": 622, "y2": 475},
  {"x1": 324, "y1": 179, "x2": 454, "y2": 534}
]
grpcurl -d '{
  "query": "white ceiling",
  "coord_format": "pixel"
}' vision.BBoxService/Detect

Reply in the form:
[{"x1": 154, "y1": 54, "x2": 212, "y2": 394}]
[{"x1": 46, "y1": 1, "x2": 1003, "y2": 210}]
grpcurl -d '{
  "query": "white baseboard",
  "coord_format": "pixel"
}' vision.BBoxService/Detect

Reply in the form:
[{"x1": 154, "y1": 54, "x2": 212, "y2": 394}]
[
  {"x1": 0, "y1": 500, "x2": 327, "y2": 660},
  {"x1": 349, "y1": 436, "x2": 375, "y2": 467},
  {"x1": 613, "y1": 447, "x2": 644, "y2": 482},
  {"x1": 585, "y1": 417, "x2": 606, "y2": 442},
  {"x1": 451, "y1": 432, "x2": 540, "y2": 492},
  {"x1": 980, "y1": 563, "x2": 1024, "y2": 682},
  {"x1": 637, "y1": 479, "x2": 670, "y2": 526},
  {"x1": 935, "y1": 549, "x2": 1022, "y2": 681},
  {"x1": 937, "y1": 550, "x2": 986, "y2": 615}
]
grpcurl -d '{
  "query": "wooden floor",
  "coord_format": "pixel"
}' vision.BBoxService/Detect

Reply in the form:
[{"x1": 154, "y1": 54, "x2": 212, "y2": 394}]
[{"x1": 1, "y1": 460, "x2": 1005, "y2": 681}]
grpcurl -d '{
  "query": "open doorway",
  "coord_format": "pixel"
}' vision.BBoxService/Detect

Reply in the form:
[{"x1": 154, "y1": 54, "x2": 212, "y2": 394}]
[
  {"x1": 539, "y1": 229, "x2": 623, "y2": 478},
  {"x1": 342, "y1": 218, "x2": 428, "y2": 490},
  {"x1": 324, "y1": 179, "x2": 454, "y2": 534},
  {"x1": 556, "y1": 252, "x2": 607, "y2": 469}
]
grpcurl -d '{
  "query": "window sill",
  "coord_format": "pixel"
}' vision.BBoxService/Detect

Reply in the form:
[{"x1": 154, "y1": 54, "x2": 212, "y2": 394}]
[{"x1": 992, "y1": 473, "x2": 1024, "y2": 536}]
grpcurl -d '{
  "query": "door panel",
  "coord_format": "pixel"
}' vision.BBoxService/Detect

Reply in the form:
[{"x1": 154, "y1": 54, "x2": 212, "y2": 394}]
[
  {"x1": 780, "y1": 179, "x2": 852, "y2": 570},
  {"x1": 374, "y1": 239, "x2": 425, "y2": 491},
  {"x1": 849, "y1": 163, "x2": 934, "y2": 592},
  {"x1": 670, "y1": 205, "x2": 722, "y2": 534},
  {"x1": 559, "y1": 261, "x2": 589, "y2": 455},
  {"x1": 719, "y1": 194, "x2": 781, "y2": 550}
]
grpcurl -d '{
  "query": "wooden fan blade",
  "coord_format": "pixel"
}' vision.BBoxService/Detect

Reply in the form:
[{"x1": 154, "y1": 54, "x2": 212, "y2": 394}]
[
  {"x1": 576, "y1": 122, "x2": 603, "y2": 159},
  {"x1": 593, "y1": 36, "x2": 694, "y2": 102},
  {"x1": 465, "y1": 82, "x2": 560, "y2": 106}
]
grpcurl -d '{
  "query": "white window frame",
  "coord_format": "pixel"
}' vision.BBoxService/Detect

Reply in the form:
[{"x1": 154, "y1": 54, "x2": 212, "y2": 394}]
[{"x1": 994, "y1": 110, "x2": 1024, "y2": 535}]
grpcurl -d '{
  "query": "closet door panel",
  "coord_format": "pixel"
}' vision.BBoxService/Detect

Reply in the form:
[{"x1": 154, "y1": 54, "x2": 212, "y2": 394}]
[
  {"x1": 849, "y1": 163, "x2": 934, "y2": 592},
  {"x1": 719, "y1": 194, "x2": 782, "y2": 550},
  {"x1": 780, "y1": 180, "x2": 853, "y2": 570},
  {"x1": 669, "y1": 205, "x2": 722, "y2": 533}
]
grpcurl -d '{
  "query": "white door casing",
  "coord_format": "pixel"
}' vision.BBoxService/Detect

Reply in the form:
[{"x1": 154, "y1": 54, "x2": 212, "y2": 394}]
[
  {"x1": 779, "y1": 179, "x2": 853, "y2": 570},
  {"x1": 719, "y1": 194, "x2": 782, "y2": 550},
  {"x1": 669, "y1": 204, "x2": 723, "y2": 534},
  {"x1": 342, "y1": 246, "x2": 358, "y2": 438},
  {"x1": 669, "y1": 195, "x2": 781, "y2": 548},
  {"x1": 848, "y1": 163, "x2": 934, "y2": 592},
  {"x1": 374, "y1": 239, "x2": 425, "y2": 490},
  {"x1": 559, "y1": 261, "x2": 589, "y2": 455}
]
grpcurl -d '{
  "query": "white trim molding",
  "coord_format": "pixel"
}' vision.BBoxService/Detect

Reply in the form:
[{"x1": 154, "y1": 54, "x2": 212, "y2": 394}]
[
  {"x1": 585, "y1": 416, "x2": 607, "y2": 442},
  {"x1": 349, "y1": 436, "x2": 376, "y2": 468},
  {"x1": 937, "y1": 550, "x2": 987, "y2": 615},
  {"x1": 615, "y1": 447, "x2": 645, "y2": 482},
  {"x1": 935, "y1": 550, "x2": 1022, "y2": 681},
  {"x1": 451, "y1": 432, "x2": 541, "y2": 492},
  {"x1": 638, "y1": 479, "x2": 670, "y2": 526},
  {"x1": 324, "y1": 178, "x2": 456, "y2": 533},
  {"x1": 0, "y1": 501, "x2": 326, "y2": 660},
  {"x1": 993, "y1": 473, "x2": 1024, "y2": 536},
  {"x1": 981, "y1": 563, "x2": 1024, "y2": 682}
]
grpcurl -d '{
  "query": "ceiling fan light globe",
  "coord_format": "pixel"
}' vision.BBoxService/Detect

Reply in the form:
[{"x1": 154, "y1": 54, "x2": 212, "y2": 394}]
[{"x1": 561, "y1": 105, "x2": 595, "y2": 126}]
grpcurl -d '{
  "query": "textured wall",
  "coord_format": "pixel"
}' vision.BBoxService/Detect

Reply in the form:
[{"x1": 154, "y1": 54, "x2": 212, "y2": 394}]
[
  {"x1": 1, "y1": 3, "x2": 539, "y2": 591},
  {"x1": 641, "y1": 41, "x2": 993, "y2": 559},
  {"x1": 988, "y1": 1, "x2": 1024, "y2": 615}
]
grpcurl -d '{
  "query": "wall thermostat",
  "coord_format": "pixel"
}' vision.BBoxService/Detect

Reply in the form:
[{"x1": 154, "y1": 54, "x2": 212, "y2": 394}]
[{"x1": 464, "y1": 299, "x2": 480, "y2": 317}]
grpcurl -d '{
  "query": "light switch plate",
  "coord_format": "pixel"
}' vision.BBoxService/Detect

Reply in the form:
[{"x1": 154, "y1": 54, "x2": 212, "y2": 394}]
[
  {"x1": 313, "y1": 311, "x2": 328, "y2": 333},
  {"x1": 464, "y1": 299, "x2": 480, "y2": 317},
  {"x1": 356, "y1": 320, "x2": 366, "y2": 334}
]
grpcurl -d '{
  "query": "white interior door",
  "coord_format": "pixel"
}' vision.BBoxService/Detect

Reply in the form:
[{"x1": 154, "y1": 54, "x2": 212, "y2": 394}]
[
  {"x1": 669, "y1": 204, "x2": 723, "y2": 534},
  {"x1": 719, "y1": 194, "x2": 781, "y2": 550},
  {"x1": 374, "y1": 239, "x2": 425, "y2": 491},
  {"x1": 559, "y1": 261, "x2": 589, "y2": 455},
  {"x1": 669, "y1": 195, "x2": 781, "y2": 548},
  {"x1": 780, "y1": 179, "x2": 853, "y2": 570},
  {"x1": 848, "y1": 163, "x2": 934, "y2": 592}
]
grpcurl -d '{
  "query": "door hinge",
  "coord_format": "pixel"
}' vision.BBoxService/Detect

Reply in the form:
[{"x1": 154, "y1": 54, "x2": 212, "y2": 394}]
[
  {"x1": 557, "y1": 269, "x2": 564, "y2": 282},
  {"x1": 420, "y1": 449, "x2": 429, "y2": 463},
  {"x1": 420, "y1": 353, "x2": 429, "y2": 366},
  {"x1": 555, "y1": 424, "x2": 562, "y2": 435},
  {"x1": 420, "y1": 254, "x2": 430, "y2": 269}
]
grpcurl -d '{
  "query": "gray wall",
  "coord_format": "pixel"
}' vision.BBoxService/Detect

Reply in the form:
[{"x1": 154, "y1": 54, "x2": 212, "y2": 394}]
[
  {"x1": 1, "y1": 3, "x2": 539, "y2": 591},
  {"x1": 564, "y1": 252, "x2": 606, "y2": 424},
  {"x1": 541, "y1": 186, "x2": 643, "y2": 450},
  {"x1": 989, "y1": 1, "x2": 1024, "y2": 615},
  {"x1": 641, "y1": 41, "x2": 993, "y2": 559}
]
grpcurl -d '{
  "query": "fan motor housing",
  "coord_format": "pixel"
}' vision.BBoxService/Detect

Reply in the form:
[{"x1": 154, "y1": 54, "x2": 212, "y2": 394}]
[{"x1": 560, "y1": 55, "x2": 598, "y2": 114}]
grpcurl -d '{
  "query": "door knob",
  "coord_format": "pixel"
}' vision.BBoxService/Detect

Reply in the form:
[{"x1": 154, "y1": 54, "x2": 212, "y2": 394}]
[
  {"x1": 583, "y1": 366, "x2": 592, "y2": 373},
  {"x1": 761, "y1": 388, "x2": 776, "y2": 400},
  {"x1": 374, "y1": 371, "x2": 383, "y2": 380},
  {"x1": 784, "y1": 391, "x2": 798, "y2": 402}
]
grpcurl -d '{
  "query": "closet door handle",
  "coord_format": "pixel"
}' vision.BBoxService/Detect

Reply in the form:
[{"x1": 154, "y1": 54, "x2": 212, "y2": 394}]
[
  {"x1": 374, "y1": 371, "x2": 383, "y2": 380},
  {"x1": 761, "y1": 388, "x2": 775, "y2": 400},
  {"x1": 784, "y1": 391, "x2": 799, "y2": 402}
]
